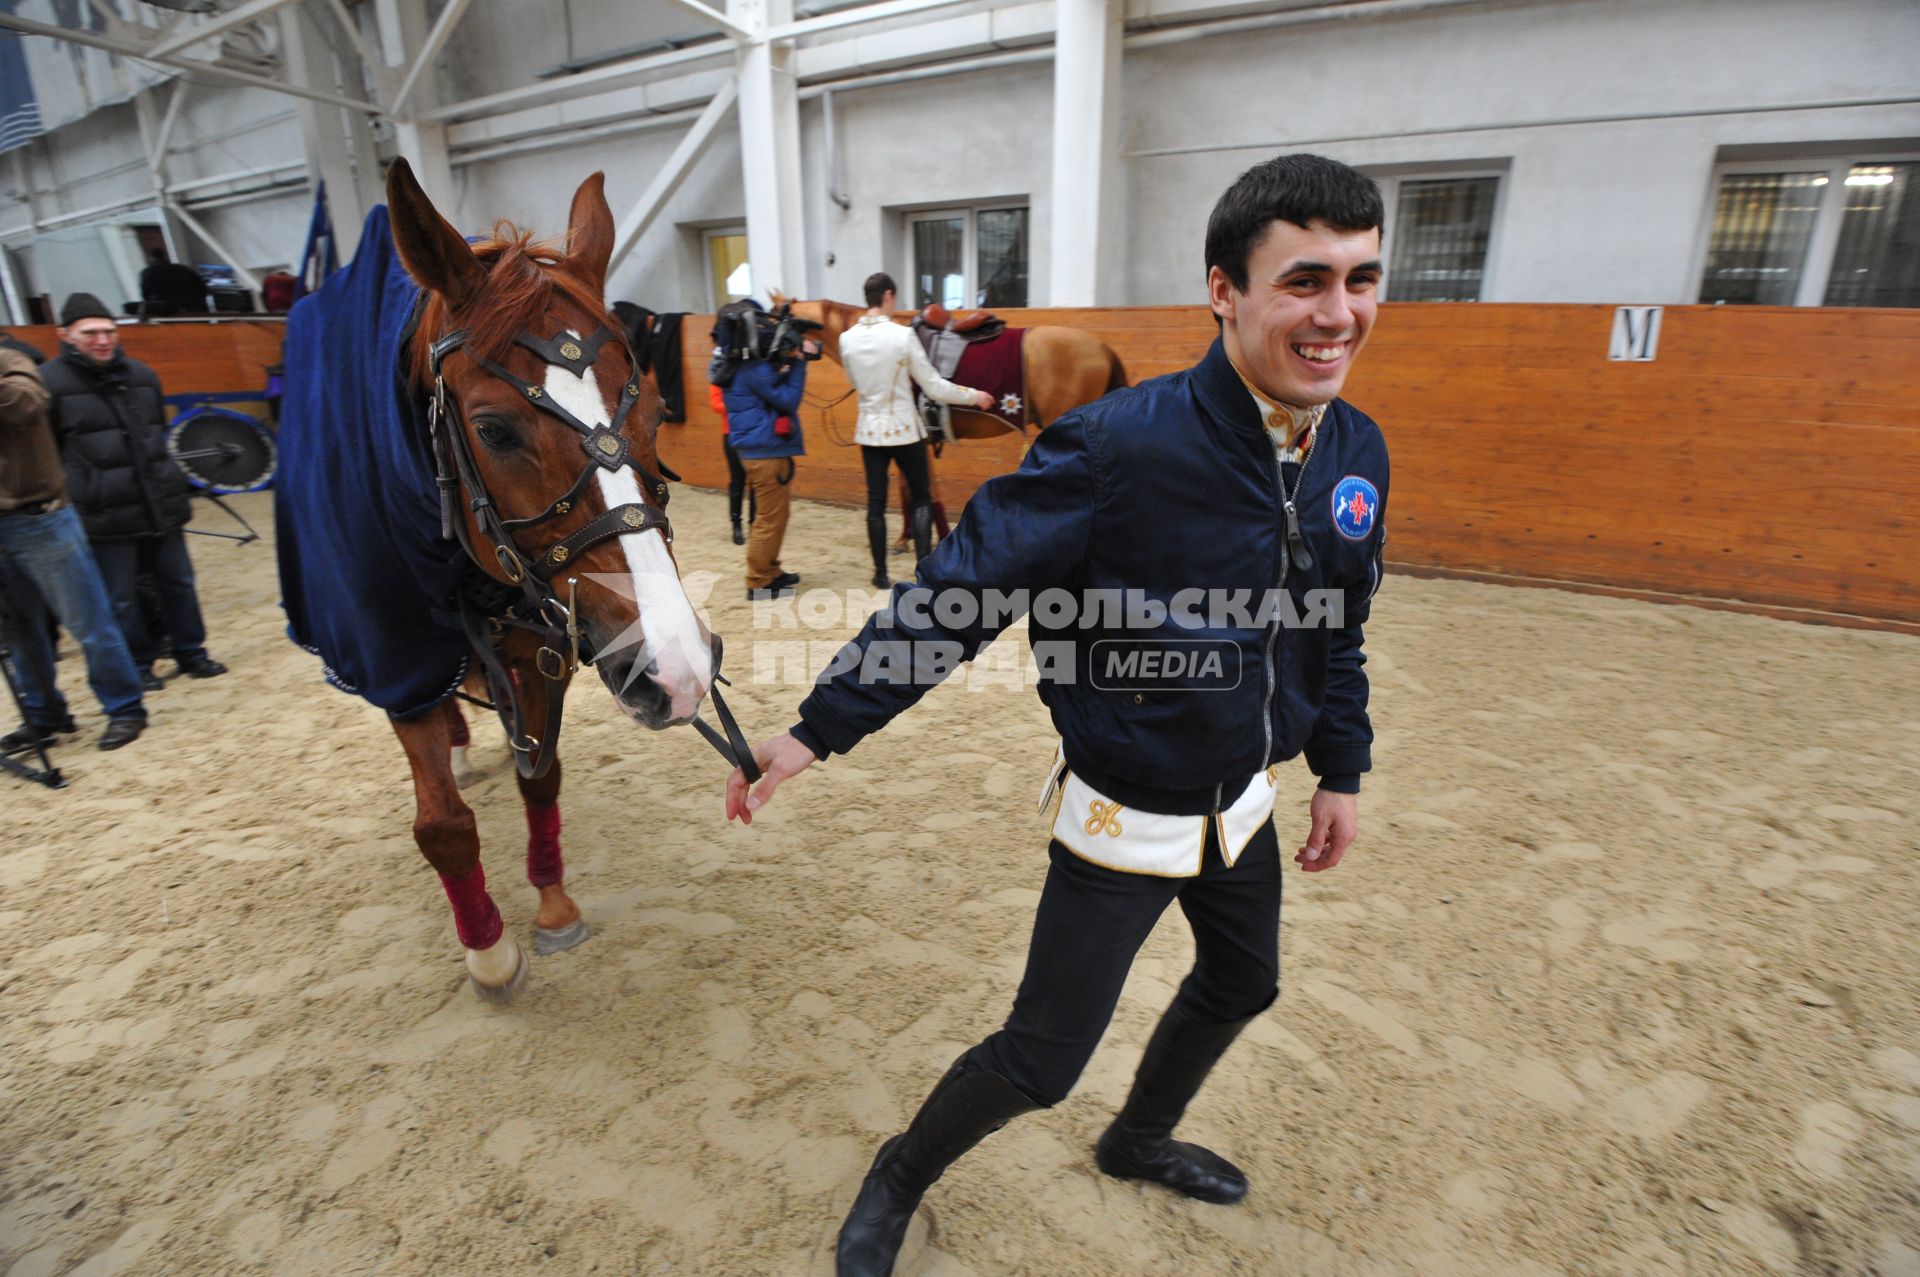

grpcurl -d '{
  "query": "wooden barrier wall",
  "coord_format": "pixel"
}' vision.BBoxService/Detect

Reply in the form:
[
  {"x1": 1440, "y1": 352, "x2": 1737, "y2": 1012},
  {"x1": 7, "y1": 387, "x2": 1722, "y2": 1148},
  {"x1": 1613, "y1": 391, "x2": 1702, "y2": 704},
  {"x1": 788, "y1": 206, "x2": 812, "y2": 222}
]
[
  {"x1": 15, "y1": 309, "x2": 1912, "y2": 624},
  {"x1": 10, "y1": 320, "x2": 284, "y2": 405},
  {"x1": 664, "y1": 304, "x2": 1920, "y2": 627}
]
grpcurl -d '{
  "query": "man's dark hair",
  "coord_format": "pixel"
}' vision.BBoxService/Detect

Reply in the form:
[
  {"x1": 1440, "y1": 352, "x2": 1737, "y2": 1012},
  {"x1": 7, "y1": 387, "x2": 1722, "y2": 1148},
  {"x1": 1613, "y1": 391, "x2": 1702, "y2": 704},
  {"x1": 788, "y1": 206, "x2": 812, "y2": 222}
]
[
  {"x1": 1204, "y1": 154, "x2": 1384, "y2": 293},
  {"x1": 863, "y1": 272, "x2": 896, "y2": 309}
]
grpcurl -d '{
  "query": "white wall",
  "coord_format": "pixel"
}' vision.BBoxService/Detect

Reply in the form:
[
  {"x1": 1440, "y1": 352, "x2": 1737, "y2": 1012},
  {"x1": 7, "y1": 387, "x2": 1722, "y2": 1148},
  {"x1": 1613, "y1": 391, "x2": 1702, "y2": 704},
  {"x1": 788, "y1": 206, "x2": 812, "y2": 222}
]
[{"x1": 1122, "y1": 0, "x2": 1920, "y2": 304}]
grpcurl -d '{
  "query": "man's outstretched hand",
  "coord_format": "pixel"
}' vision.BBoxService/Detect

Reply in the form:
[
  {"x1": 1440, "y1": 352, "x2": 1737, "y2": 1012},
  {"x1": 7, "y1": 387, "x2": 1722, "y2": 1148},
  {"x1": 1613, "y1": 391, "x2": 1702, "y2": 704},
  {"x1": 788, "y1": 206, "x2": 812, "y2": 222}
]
[
  {"x1": 725, "y1": 731, "x2": 820, "y2": 824},
  {"x1": 1297, "y1": 788, "x2": 1358, "y2": 872}
]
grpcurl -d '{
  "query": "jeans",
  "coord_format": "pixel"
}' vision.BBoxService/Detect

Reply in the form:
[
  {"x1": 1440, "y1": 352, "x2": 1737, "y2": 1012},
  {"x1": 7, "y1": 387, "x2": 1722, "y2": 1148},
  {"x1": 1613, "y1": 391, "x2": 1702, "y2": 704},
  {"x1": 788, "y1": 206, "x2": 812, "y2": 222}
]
[
  {"x1": 0, "y1": 505, "x2": 146, "y2": 724},
  {"x1": 971, "y1": 820, "x2": 1282, "y2": 1106},
  {"x1": 90, "y1": 530, "x2": 209, "y2": 667}
]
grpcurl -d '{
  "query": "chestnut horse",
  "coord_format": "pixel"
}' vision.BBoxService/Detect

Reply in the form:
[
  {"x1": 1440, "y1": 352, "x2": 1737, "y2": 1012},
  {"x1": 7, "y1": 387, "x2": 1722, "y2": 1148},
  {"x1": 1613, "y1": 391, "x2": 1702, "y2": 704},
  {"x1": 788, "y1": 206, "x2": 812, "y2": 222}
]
[
  {"x1": 280, "y1": 160, "x2": 727, "y2": 1001},
  {"x1": 782, "y1": 297, "x2": 1127, "y2": 438}
]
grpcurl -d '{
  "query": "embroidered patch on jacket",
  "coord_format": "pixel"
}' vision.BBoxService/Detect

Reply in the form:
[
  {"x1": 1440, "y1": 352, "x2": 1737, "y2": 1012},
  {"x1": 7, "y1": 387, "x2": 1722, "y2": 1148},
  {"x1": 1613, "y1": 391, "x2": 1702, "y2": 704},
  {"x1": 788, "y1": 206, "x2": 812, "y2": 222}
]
[{"x1": 1332, "y1": 475, "x2": 1379, "y2": 541}]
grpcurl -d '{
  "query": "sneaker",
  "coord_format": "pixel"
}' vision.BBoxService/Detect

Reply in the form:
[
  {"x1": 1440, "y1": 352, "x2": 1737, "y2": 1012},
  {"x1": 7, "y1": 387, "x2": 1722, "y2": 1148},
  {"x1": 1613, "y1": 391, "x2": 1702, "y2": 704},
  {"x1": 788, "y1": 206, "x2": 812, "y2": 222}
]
[
  {"x1": 176, "y1": 655, "x2": 228, "y2": 679},
  {"x1": 98, "y1": 717, "x2": 145, "y2": 750},
  {"x1": 139, "y1": 667, "x2": 166, "y2": 693},
  {"x1": 770, "y1": 571, "x2": 801, "y2": 589}
]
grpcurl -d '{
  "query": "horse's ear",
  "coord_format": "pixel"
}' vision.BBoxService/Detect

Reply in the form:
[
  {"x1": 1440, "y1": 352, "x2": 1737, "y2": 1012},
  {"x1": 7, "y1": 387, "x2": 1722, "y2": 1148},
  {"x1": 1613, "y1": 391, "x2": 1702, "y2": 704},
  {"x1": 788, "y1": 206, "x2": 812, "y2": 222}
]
[
  {"x1": 565, "y1": 171, "x2": 614, "y2": 288},
  {"x1": 387, "y1": 158, "x2": 484, "y2": 311}
]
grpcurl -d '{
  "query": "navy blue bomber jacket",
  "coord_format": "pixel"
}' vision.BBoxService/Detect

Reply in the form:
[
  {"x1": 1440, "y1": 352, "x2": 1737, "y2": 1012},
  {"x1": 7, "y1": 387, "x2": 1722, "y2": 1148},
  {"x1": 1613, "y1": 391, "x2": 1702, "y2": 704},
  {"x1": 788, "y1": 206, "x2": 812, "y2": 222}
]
[{"x1": 792, "y1": 336, "x2": 1390, "y2": 817}]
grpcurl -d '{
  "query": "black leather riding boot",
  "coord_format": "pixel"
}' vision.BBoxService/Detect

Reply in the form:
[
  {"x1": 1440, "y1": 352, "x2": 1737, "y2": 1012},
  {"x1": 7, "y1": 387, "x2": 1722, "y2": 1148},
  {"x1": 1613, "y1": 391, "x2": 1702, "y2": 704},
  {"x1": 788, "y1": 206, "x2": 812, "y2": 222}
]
[
  {"x1": 866, "y1": 513, "x2": 891, "y2": 589},
  {"x1": 910, "y1": 503, "x2": 933, "y2": 563},
  {"x1": 836, "y1": 1055, "x2": 1038, "y2": 1277},
  {"x1": 1094, "y1": 1001, "x2": 1256, "y2": 1204}
]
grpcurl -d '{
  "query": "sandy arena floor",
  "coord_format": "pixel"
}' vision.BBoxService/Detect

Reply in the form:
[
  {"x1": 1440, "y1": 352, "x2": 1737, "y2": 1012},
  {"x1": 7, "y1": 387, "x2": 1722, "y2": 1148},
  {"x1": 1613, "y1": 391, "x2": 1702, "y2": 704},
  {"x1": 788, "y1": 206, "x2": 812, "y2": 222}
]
[{"x1": 2, "y1": 486, "x2": 1917, "y2": 1277}]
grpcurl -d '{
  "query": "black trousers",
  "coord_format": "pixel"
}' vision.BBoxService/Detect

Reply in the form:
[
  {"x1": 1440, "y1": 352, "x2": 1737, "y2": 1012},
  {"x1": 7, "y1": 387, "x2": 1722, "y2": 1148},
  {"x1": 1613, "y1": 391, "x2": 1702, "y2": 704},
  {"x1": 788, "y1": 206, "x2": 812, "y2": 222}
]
[
  {"x1": 723, "y1": 436, "x2": 749, "y2": 521},
  {"x1": 90, "y1": 530, "x2": 208, "y2": 667},
  {"x1": 970, "y1": 819, "x2": 1281, "y2": 1106},
  {"x1": 861, "y1": 441, "x2": 931, "y2": 518}
]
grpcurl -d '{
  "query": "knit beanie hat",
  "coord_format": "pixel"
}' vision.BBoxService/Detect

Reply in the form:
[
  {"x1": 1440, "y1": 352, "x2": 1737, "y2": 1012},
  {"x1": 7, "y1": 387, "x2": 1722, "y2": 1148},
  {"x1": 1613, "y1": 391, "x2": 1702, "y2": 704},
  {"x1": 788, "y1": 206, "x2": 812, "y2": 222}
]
[{"x1": 59, "y1": 293, "x2": 115, "y2": 326}]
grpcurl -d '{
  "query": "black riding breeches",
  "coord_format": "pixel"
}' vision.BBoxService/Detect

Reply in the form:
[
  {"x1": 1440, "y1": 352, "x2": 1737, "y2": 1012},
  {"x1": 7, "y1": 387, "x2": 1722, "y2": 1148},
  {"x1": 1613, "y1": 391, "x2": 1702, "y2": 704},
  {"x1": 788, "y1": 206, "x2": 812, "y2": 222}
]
[
  {"x1": 861, "y1": 442, "x2": 931, "y2": 519},
  {"x1": 969, "y1": 820, "x2": 1282, "y2": 1106}
]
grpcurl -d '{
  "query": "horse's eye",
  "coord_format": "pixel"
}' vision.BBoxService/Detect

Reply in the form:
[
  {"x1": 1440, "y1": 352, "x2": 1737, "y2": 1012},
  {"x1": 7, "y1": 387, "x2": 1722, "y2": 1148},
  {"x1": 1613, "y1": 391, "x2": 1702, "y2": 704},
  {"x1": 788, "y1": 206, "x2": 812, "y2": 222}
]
[{"x1": 475, "y1": 420, "x2": 517, "y2": 450}]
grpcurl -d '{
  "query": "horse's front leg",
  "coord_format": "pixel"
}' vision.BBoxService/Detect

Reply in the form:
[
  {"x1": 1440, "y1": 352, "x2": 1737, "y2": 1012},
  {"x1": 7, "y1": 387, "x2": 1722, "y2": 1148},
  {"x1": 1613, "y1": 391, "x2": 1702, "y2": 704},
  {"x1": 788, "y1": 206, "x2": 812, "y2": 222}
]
[
  {"x1": 393, "y1": 708, "x2": 529, "y2": 1002},
  {"x1": 509, "y1": 658, "x2": 590, "y2": 956},
  {"x1": 519, "y1": 746, "x2": 590, "y2": 955}
]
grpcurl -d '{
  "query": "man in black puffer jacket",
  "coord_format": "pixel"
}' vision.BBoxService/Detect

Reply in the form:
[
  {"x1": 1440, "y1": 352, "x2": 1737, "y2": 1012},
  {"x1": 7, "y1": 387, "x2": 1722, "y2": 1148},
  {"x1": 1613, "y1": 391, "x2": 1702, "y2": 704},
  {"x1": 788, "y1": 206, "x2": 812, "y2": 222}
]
[{"x1": 42, "y1": 294, "x2": 226, "y2": 686}]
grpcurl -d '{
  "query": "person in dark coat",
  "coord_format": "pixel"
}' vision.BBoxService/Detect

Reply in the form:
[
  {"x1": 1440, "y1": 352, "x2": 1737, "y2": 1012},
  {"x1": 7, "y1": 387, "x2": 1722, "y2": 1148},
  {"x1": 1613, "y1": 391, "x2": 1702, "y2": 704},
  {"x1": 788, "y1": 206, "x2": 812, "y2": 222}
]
[
  {"x1": 0, "y1": 346, "x2": 148, "y2": 751},
  {"x1": 138, "y1": 250, "x2": 211, "y2": 316},
  {"x1": 41, "y1": 293, "x2": 226, "y2": 686}
]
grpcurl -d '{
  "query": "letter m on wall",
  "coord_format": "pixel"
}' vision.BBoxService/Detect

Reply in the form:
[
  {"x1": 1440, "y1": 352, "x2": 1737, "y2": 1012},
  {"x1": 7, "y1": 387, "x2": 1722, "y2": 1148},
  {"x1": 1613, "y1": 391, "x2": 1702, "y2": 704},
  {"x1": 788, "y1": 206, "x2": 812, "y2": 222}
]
[{"x1": 1609, "y1": 306, "x2": 1663, "y2": 362}]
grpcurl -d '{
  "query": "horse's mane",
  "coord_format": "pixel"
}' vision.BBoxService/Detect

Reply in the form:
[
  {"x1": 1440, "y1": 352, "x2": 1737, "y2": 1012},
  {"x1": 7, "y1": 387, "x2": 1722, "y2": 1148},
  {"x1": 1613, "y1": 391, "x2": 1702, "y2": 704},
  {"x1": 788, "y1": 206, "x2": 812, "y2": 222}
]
[{"x1": 406, "y1": 221, "x2": 613, "y2": 386}]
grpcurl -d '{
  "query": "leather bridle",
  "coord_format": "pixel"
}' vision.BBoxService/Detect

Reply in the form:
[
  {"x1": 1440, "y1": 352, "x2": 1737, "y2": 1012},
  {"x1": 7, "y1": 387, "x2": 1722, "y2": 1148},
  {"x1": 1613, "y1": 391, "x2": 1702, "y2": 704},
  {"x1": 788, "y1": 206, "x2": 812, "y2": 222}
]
[{"x1": 424, "y1": 320, "x2": 759, "y2": 783}]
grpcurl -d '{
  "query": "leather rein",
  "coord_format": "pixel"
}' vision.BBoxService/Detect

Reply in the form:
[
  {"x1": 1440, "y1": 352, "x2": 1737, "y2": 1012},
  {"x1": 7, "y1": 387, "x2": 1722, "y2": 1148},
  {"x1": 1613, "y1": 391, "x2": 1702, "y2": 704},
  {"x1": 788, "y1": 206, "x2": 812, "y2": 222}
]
[{"x1": 423, "y1": 320, "x2": 760, "y2": 784}]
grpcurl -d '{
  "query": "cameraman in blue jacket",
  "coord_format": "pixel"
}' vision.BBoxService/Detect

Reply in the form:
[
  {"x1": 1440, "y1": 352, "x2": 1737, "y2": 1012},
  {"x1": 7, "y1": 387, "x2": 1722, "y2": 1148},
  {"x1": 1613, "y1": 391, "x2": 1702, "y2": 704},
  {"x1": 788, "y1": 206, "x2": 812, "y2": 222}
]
[
  {"x1": 721, "y1": 304, "x2": 820, "y2": 600},
  {"x1": 727, "y1": 155, "x2": 1393, "y2": 1277}
]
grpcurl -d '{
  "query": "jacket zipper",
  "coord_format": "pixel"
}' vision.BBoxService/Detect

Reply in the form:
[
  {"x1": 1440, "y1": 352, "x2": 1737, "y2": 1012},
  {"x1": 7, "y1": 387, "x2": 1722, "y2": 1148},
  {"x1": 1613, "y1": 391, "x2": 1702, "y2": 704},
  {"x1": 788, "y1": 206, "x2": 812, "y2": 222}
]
[{"x1": 1260, "y1": 420, "x2": 1319, "y2": 770}]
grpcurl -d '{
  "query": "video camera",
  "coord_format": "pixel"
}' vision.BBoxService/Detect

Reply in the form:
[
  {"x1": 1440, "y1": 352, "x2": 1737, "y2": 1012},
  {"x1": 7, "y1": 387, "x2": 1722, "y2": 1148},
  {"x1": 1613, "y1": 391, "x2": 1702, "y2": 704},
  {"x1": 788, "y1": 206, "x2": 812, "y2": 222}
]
[{"x1": 707, "y1": 299, "x2": 822, "y2": 388}]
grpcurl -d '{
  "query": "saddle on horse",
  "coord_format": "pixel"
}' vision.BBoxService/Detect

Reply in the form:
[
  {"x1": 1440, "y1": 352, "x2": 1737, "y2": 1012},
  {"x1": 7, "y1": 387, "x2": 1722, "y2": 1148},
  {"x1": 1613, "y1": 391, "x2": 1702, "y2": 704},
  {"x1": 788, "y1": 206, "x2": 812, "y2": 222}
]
[{"x1": 911, "y1": 307, "x2": 1024, "y2": 440}]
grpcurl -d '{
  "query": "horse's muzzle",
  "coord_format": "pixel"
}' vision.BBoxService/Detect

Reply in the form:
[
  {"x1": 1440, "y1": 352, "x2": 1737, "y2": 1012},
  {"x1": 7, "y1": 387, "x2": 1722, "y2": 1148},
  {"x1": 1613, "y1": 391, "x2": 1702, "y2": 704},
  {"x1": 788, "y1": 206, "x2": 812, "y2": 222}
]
[{"x1": 596, "y1": 634, "x2": 718, "y2": 729}]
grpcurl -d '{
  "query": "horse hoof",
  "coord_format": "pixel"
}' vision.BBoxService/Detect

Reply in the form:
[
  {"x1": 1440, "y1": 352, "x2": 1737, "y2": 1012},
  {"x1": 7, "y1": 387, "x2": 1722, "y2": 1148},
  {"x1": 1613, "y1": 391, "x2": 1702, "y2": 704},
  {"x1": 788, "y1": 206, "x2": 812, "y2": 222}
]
[
  {"x1": 534, "y1": 917, "x2": 590, "y2": 955},
  {"x1": 466, "y1": 937, "x2": 529, "y2": 1003}
]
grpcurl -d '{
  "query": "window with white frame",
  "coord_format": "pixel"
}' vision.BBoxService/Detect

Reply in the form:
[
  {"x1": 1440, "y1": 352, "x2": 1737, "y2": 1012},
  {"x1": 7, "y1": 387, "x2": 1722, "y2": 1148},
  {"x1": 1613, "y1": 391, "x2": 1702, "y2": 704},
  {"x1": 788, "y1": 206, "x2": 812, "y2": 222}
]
[
  {"x1": 904, "y1": 205, "x2": 1029, "y2": 309},
  {"x1": 1376, "y1": 172, "x2": 1503, "y2": 302},
  {"x1": 1698, "y1": 156, "x2": 1920, "y2": 307}
]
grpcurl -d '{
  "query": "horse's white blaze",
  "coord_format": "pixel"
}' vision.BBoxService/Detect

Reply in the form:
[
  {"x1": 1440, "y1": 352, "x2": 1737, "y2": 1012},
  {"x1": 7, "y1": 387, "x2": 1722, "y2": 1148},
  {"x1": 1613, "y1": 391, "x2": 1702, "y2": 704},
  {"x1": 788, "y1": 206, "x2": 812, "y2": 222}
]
[
  {"x1": 465, "y1": 934, "x2": 522, "y2": 986},
  {"x1": 541, "y1": 352, "x2": 713, "y2": 722}
]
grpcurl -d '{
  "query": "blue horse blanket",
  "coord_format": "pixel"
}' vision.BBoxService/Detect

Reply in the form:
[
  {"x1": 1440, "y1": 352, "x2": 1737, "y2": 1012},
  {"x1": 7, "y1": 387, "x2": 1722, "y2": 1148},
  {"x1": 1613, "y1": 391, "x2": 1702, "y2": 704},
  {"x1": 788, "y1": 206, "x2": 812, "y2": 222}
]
[{"x1": 275, "y1": 206, "x2": 471, "y2": 719}]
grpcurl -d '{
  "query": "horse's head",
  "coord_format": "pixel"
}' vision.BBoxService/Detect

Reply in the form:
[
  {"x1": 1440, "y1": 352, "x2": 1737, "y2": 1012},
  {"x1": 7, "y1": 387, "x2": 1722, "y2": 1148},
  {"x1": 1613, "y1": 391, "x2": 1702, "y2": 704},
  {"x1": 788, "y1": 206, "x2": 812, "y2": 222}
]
[
  {"x1": 773, "y1": 295, "x2": 856, "y2": 366},
  {"x1": 387, "y1": 158, "x2": 714, "y2": 729}
]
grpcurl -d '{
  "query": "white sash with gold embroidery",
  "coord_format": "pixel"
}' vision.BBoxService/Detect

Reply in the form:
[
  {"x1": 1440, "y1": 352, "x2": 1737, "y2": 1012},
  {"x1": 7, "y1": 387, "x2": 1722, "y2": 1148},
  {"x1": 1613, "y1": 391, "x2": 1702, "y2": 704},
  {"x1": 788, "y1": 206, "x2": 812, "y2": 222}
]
[{"x1": 1037, "y1": 745, "x2": 1277, "y2": 878}]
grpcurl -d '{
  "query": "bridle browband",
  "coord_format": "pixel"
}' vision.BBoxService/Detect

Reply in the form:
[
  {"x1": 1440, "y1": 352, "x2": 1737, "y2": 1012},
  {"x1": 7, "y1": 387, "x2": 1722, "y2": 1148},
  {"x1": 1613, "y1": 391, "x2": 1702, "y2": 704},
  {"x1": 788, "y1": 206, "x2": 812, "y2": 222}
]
[{"x1": 424, "y1": 319, "x2": 759, "y2": 783}]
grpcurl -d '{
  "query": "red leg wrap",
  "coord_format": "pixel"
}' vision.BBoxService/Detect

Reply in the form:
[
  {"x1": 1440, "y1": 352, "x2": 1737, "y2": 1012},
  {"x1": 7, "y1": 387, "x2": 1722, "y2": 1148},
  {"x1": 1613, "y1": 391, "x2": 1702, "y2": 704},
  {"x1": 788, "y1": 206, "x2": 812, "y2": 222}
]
[
  {"x1": 526, "y1": 803, "x2": 563, "y2": 889},
  {"x1": 438, "y1": 864, "x2": 504, "y2": 951}
]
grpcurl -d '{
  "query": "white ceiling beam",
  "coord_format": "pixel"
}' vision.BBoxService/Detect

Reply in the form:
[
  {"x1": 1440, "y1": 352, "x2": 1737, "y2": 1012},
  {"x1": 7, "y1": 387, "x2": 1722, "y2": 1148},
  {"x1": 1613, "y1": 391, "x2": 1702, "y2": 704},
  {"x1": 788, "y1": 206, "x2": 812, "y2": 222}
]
[
  {"x1": 609, "y1": 78, "x2": 738, "y2": 273},
  {"x1": 421, "y1": 40, "x2": 733, "y2": 124},
  {"x1": 0, "y1": 11, "x2": 382, "y2": 114},
  {"x1": 165, "y1": 198, "x2": 262, "y2": 292},
  {"x1": 767, "y1": 0, "x2": 994, "y2": 42},
  {"x1": 660, "y1": 0, "x2": 755, "y2": 41},
  {"x1": 146, "y1": 0, "x2": 306, "y2": 61},
  {"x1": 317, "y1": 0, "x2": 381, "y2": 93},
  {"x1": 149, "y1": 78, "x2": 190, "y2": 171},
  {"x1": 386, "y1": 0, "x2": 476, "y2": 119}
]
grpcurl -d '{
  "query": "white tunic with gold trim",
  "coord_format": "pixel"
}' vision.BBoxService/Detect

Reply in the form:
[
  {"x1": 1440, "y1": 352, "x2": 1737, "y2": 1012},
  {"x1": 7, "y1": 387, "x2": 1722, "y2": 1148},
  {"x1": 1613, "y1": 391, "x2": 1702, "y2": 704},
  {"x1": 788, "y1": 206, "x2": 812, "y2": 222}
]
[{"x1": 1037, "y1": 744, "x2": 1278, "y2": 877}]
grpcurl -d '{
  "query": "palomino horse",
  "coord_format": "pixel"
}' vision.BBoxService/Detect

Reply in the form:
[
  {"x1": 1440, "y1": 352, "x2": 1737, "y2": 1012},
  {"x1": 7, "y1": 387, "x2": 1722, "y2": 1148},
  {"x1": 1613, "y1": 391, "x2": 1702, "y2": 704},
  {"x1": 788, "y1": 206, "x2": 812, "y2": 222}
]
[
  {"x1": 278, "y1": 160, "x2": 741, "y2": 1001},
  {"x1": 782, "y1": 297, "x2": 1128, "y2": 438}
]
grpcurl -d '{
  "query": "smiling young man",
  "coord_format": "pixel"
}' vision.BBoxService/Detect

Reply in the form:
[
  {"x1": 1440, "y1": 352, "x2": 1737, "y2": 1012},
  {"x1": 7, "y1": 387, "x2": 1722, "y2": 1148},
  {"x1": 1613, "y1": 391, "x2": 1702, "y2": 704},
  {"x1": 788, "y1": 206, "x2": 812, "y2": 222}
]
[{"x1": 725, "y1": 154, "x2": 1391, "y2": 1276}]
